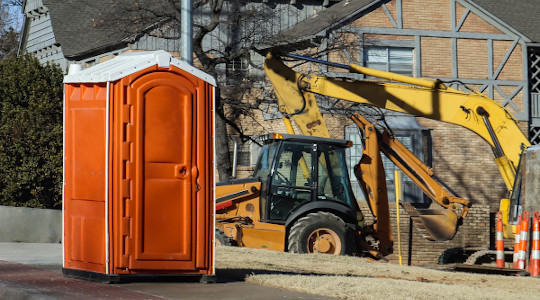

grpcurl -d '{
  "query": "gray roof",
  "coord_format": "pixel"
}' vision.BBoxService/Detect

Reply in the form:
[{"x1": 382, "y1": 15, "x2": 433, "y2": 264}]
[
  {"x1": 470, "y1": 0, "x2": 540, "y2": 43},
  {"x1": 33, "y1": 0, "x2": 540, "y2": 60},
  {"x1": 260, "y1": 0, "x2": 540, "y2": 53},
  {"x1": 257, "y1": 0, "x2": 380, "y2": 52},
  {"x1": 43, "y1": 0, "x2": 132, "y2": 59}
]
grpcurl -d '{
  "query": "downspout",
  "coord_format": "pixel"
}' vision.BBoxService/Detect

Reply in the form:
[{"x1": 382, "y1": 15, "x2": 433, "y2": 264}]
[{"x1": 181, "y1": 0, "x2": 193, "y2": 65}]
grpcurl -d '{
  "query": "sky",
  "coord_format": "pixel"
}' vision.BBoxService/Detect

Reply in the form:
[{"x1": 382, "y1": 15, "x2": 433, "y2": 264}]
[{"x1": 3, "y1": 2, "x2": 23, "y2": 31}]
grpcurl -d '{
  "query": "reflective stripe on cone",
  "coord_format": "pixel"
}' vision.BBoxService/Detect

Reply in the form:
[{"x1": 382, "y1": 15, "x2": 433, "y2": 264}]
[{"x1": 513, "y1": 214, "x2": 522, "y2": 268}]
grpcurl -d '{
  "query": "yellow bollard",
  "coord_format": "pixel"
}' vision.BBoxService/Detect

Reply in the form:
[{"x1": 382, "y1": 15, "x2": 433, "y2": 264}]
[{"x1": 395, "y1": 170, "x2": 403, "y2": 266}]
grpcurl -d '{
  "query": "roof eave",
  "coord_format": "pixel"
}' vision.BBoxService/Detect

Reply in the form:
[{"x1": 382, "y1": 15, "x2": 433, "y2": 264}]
[
  {"x1": 64, "y1": 41, "x2": 130, "y2": 61},
  {"x1": 17, "y1": 14, "x2": 29, "y2": 57},
  {"x1": 256, "y1": 0, "x2": 384, "y2": 53}
]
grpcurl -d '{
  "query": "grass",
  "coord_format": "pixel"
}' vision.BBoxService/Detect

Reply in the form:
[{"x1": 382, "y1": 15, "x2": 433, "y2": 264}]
[{"x1": 216, "y1": 246, "x2": 540, "y2": 300}]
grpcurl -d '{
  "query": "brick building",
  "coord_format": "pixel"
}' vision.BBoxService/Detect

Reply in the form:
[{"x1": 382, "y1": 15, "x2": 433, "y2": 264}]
[{"x1": 250, "y1": 0, "x2": 540, "y2": 263}]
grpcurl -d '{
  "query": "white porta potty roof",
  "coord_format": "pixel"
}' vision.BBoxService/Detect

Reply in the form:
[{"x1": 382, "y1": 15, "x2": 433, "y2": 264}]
[{"x1": 64, "y1": 50, "x2": 216, "y2": 86}]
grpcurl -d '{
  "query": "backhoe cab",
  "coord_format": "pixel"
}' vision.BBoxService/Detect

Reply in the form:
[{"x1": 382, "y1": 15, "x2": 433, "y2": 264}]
[{"x1": 216, "y1": 133, "x2": 363, "y2": 255}]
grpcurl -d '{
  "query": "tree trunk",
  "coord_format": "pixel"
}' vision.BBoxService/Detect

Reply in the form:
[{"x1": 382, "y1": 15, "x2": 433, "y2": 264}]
[{"x1": 214, "y1": 91, "x2": 232, "y2": 182}]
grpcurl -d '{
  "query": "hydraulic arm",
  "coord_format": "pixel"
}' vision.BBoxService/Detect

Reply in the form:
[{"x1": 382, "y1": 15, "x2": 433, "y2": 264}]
[
  {"x1": 352, "y1": 113, "x2": 470, "y2": 242},
  {"x1": 264, "y1": 52, "x2": 530, "y2": 192}
]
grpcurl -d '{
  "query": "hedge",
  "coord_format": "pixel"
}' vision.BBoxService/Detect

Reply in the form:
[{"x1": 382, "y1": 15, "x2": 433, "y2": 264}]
[{"x1": 0, "y1": 55, "x2": 63, "y2": 209}]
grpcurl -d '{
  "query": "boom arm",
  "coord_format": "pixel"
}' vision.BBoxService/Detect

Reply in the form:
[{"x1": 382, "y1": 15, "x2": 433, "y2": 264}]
[
  {"x1": 264, "y1": 52, "x2": 530, "y2": 191},
  {"x1": 352, "y1": 113, "x2": 470, "y2": 241}
]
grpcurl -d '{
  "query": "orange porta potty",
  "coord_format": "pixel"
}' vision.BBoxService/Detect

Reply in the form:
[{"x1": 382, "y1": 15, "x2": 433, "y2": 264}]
[
  {"x1": 496, "y1": 212, "x2": 505, "y2": 268},
  {"x1": 62, "y1": 51, "x2": 216, "y2": 283},
  {"x1": 529, "y1": 212, "x2": 540, "y2": 276}
]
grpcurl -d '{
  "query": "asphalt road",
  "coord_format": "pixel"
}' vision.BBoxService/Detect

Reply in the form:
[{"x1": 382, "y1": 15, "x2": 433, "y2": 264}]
[{"x1": 0, "y1": 243, "x2": 335, "y2": 299}]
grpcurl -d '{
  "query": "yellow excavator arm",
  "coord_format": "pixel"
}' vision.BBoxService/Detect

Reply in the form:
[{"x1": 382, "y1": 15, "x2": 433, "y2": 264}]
[{"x1": 264, "y1": 52, "x2": 530, "y2": 192}]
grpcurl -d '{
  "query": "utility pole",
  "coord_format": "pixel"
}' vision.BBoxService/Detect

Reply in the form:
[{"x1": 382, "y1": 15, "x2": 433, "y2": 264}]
[{"x1": 181, "y1": 0, "x2": 193, "y2": 65}]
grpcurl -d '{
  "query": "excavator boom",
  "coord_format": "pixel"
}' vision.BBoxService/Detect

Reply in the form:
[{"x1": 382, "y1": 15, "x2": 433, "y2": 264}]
[{"x1": 265, "y1": 52, "x2": 530, "y2": 192}]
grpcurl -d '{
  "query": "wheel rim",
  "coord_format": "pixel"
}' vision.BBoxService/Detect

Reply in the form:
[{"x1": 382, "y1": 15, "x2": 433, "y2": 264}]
[{"x1": 306, "y1": 228, "x2": 342, "y2": 254}]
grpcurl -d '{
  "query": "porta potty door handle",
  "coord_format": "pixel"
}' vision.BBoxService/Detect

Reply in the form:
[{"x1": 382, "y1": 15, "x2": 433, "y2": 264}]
[{"x1": 175, "y1": 164, "x2": 190, "y2": 179}]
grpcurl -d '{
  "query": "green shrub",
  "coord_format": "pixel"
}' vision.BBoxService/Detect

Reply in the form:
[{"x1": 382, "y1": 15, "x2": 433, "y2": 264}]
[{"x1": 0, "y1": 55, "x2": 63, "y2": 209}]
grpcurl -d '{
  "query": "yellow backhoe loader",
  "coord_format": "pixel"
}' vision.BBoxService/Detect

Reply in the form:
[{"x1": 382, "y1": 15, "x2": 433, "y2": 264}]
[
  {"x1": 216, "y1": 52, "x2": 475, "y2": 256},
  {"x1": 215, "y1": 125, "x2": 469, "y2": 257},
  {"x1": 216, "y1": 50, "x2": 528, "y2": 257}
]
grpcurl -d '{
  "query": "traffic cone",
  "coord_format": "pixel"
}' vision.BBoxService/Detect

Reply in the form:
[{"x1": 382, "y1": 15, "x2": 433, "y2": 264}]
[
  {"x1": 529, "y1": 212, "x2": 540, "y2": 276},
  {"x1": 513, "y1": 214, "x2": 522, "y2": 268},
  {"x1": 496, "y1": 212, "x2": 505, "y2": 268},
  {"x1": 518, "y1": 211, "x2": 530, "y2": 270}
]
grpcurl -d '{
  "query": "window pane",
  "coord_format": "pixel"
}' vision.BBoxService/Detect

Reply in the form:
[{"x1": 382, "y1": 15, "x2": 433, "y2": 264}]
[
  {"x1": 345, "y1": 125, "x2": 365, "y2": 201},
  {"x1": 389, "y1": 64, "x2": 413, "y2": 76},
  {"x1": 268, "y1": 142, "x2": 313, "y2": 221},
  {"x1": 366, "y1": 62, "x2": 387, "y2": 71},
  {"x1": 366, "y1": 47, "x2": 387, "y2": 63},
  {"x1": 389, "y1": 48, "x2": 413, "y2": 64},
  {"x1": 382, "y1": 136, "x2": 413, "y2": 182},
  {"x1": 389, "y1": 48, "x2": 413, "y2": 76},
  {"x1": 253, "y1": 143, "x2": 279, "y2": 179},
  {"x1": 319, "y1": 145, "x2": 355, "y2": 207}
]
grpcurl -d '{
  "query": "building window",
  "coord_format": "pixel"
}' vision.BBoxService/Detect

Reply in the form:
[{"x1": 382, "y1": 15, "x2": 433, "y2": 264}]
[
  {"x1": 226, "y1": 57, "x2": 249, "y2": 77},
  {"x1": 345, "y1": 125, "x2": 366, "y2": 201},
  {"x1": 345, "y1": 121, "x2": 432, "y2": 205},
  {"x1": 364, "y1": 46, "x2": 414, "y2": 76}
]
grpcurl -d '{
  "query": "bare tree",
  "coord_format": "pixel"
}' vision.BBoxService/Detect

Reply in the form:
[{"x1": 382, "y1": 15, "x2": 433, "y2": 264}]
[
  {"x1": 93, "y1": 1, "x2": 364, "y2": 180},
  {"x1": 0, "y1": 0, "x2": 22, "y2": 60}
]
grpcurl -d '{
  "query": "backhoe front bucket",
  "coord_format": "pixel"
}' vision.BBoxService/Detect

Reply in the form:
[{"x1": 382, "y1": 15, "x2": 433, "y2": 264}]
[{"x1": 401, "y1": 203, "x2": 459, "y2": 241}]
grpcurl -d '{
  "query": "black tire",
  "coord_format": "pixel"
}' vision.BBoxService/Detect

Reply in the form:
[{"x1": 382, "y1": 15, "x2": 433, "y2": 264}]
[
  {"x1": 287, "y1": 211, "x2": 354, "y2": 255},
  {"x1": 215, "y1": 228, "x2": 232, "y2": 246}
]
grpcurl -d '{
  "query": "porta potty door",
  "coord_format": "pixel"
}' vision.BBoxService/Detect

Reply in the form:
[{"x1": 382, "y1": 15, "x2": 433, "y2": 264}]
[{"x1": 122, "y1": 72, "x2": 198, "y2": 270}]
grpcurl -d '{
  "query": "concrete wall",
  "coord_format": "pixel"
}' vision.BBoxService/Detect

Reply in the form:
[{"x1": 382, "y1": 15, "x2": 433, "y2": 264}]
[{"x1": 0, "y1": 206, "x2": 61, "y2": 243}]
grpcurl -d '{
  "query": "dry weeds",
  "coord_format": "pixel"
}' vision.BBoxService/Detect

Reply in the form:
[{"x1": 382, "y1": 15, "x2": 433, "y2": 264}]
[{"x1": 216, "y1": 246, "x2": 540, "y2": 300}]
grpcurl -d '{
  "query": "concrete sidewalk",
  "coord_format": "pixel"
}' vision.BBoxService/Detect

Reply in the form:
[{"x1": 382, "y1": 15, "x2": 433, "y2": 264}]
[{"x1": 0, "y1": 243, "x2": 335, "y2": 299}]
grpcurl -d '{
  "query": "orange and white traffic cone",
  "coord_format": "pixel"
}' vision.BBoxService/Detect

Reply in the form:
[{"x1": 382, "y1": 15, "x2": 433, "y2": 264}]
[
  {"x1": 496, "y1": 212, "x2": 505, "y2": 268},
  {"x1": 529, "y1": 212, "x2": 540, "y2": 276},
  {"x1": 518, "y1": 211, "x2": 530, "y2": 270},
  {"x1": 513, "y1": 214, "x2": 522, "y2": 268}
]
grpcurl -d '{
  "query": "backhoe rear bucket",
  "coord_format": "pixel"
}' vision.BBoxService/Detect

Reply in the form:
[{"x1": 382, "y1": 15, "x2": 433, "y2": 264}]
[{"x1": 401, "y1": 203, "x2": 459, "y2": 241}]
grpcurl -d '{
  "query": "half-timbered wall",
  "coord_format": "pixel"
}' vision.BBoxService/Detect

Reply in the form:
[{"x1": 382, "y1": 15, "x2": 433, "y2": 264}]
[{"x1": 320, "y1": 0, "x2": 530, "y2": 210}]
